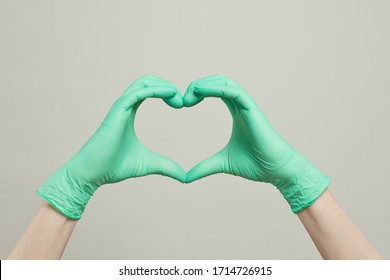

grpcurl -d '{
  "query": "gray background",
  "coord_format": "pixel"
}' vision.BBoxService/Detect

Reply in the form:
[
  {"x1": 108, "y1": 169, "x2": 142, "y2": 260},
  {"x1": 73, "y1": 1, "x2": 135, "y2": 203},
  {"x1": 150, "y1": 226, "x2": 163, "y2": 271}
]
[{"x1": 1, "y1": 0, "x2": 389, "y2": 259}]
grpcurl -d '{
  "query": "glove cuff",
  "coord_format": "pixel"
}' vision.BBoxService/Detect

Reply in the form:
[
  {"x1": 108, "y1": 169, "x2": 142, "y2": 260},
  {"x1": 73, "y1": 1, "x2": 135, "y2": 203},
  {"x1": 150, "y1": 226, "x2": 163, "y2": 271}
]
[
  {"x1": 37, "y1": 166, "x2": 98, "y2": 220},
  {"x1": 274, "y1": 162, "x2": 330, "y2": 213}
]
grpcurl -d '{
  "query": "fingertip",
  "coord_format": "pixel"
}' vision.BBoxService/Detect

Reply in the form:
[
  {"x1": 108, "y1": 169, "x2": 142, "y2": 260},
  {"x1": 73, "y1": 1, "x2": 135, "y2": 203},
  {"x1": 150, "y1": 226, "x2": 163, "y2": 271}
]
[
  {"x1": 183, "y1": 91, "x2": 203, "y2": 107},
  {"x1": 185, "y1": 171, "x2": 200, "y2": 183},
  {"x1": 183, "y1": 173, "x2": 190, "y2": 184},
  {"x1": 164, "y1": 90, "x2": 184, "y2": 109},
  {"x1": 150, "y1": 154, "x2": 187, "y2": 183},
  {"x1": 185, "y1": 166, "x2": 209, "y2": 183},
  {"x1": 168, "y1": 164, "x2": 187, "y2": 183},
  {"x1": 185, "y1": 151, "x2": 226, "y2": 183},
  {"x1": 178, "y1": 172, "x2": 187, "y2": 183},
  {"x1": 185, "y1": 167, "x2": 214, "y2": 183},
  {"x1": 167, "y1": 160, "x2": 187, "y2": 183}
]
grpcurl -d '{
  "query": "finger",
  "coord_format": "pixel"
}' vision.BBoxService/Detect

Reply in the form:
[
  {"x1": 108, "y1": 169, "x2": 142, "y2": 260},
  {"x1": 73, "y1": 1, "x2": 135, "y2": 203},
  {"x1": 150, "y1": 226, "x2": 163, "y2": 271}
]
[
  {"x1": 183, "y1": 74, "x2": 226, "y2": 107},
  {"x1": 183, "y1": 75, "x2": 246, "y2": 108},
  {"x1": 162, "y1": 90, "x2": 183, "y2": 109},
  {"x1": 221, "y1": 97, "x2": 236, "y2": 115},
  {"x1": 118, "y1": 86, "x2": 177, "y2": 111},
  {"x1": 185, "y1": 150, "x2": 227, "y2": 183},
  {"x1": 190, "y1": 75, "x2": 255, "y2": 110},
  {"x1": 184, "y1": 84, "x2": 243, "y2": 108},
  {"x1": 122, "y1": 75, "x2": 174, "y2": 95},
  {"x1": 193, "y1": 85, "x2": 253, "y2": 110},
  {"x1": 195, "y1": 85, "x2": 242, "y2": 98},
  {"x1": 186, "y1": 74, "x2": 226, "y2": 91},
  {"x1": 147, "y1": 152, "x2": 187, "y2": 183},
  {"x1": 183, "y1": 89, "x2": 204, "y2": 107},
  {"x1": 140, "y1": 75, "x2": 183, "y2": 109},
  {"x1": 122, "y1": 75, "x2": 183, "y2": 109}
]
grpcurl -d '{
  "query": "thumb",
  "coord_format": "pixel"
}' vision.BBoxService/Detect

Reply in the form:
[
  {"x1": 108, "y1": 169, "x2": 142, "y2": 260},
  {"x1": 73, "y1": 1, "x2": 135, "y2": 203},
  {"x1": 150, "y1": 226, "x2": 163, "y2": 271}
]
[
  {"x1": 146, "y1": 152, "x2": 187, "y2": 183},
  {"x1": 186, "y1": 150, "x2": 227, "y2": 183}
]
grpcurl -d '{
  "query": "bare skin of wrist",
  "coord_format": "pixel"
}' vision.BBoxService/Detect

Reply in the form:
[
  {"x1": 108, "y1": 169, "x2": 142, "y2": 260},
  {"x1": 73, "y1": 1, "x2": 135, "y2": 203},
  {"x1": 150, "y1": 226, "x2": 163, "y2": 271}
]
[
  {"x1": 7, "y1": 189, "x2": 382, "y2": 259},
  {"x1": 7, "y1": 201, "x2": 77, "y2": 260},
  {"x1": 297, "y1": 189, "x2": 382, "y2": 260}
]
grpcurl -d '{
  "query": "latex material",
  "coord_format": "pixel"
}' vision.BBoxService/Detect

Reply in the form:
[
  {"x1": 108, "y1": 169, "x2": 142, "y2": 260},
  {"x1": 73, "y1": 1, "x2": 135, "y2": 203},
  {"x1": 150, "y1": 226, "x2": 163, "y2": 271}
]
[
  {"x1": 37, "y1": 75, "x2": 186, "y2": 220},
  {"x1": 183, "y1": 75, "x2": 330, "y2": 213}
]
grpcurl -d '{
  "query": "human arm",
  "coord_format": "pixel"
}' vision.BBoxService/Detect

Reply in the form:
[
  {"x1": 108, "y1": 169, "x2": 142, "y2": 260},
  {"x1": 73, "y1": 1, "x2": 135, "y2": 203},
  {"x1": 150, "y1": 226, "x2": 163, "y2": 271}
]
[
  {"x1": 183, "y1": 75, "x2": 381, "y2": 259},
  {"x1": 7, "y1": 201, "x2": 77, "y2": 259},
  {"x1": 7, "y1": 75, "x2": 185, "y2": 259},
  {"x1": 298, "y1": 189, "x2": 382, "y2": 259}
]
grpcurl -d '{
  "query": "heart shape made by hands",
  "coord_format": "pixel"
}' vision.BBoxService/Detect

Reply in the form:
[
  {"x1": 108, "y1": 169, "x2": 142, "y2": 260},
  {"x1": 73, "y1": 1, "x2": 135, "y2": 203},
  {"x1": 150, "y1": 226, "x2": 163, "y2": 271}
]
[
  {"x1": 130, "y1": 74, "x2": 302, "y2": 185},
  {"x1": 38, "y1": 74, "x2": 330, "y2": 220}
]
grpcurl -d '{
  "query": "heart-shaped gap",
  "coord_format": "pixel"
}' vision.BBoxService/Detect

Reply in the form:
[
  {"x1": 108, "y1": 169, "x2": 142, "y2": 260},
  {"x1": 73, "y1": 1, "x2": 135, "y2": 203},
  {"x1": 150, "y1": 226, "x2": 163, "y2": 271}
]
[{"x1": 135, "y1": 98, "x2": 232, "y2": 171}]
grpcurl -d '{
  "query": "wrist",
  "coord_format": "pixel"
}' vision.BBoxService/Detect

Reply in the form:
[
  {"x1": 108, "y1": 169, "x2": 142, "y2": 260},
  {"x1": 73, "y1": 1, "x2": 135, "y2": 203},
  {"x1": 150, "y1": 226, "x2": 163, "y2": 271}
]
[
  {"x1": 274, "y1": 159, "x2": 330, "y2": 213},
  {"x1": 37, "y1": 165, "x2": 99, "y2": 220}
]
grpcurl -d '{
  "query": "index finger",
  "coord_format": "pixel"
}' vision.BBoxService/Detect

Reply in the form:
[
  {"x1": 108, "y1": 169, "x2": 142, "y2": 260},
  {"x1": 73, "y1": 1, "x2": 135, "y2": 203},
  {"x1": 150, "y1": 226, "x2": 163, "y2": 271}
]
[{"x1": 184, "y1": 76, "x2": 255, "y2": 110}]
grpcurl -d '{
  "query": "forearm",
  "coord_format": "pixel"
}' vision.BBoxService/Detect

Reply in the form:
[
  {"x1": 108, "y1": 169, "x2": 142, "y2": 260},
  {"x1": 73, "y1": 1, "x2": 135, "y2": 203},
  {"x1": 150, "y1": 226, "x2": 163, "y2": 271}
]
[
  {"x1": 297, "y1": 189, "x2": 381, "y2": 260},
  {"x1": 7, "y1": 201, "x2": 77, "y2": 259}
]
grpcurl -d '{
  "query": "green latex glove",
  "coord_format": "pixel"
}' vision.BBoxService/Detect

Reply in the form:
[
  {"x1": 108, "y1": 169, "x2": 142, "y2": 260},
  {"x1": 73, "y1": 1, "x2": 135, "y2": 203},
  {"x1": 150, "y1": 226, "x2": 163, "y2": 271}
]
[
  {"x1": 184, "y1": 75, "x2": 330, "y2": 213},
  {"x1": 37, "y1": 75, "x2": 186, "y2": 220}
]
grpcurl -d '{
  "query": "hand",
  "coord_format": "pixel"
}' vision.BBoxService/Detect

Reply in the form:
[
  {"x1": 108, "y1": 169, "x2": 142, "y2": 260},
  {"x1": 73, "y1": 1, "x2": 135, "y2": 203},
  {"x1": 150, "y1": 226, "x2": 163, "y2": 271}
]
[
  {"x1": 38, "y1": 75, "x2": 186, "y2": 220},
  {"x1": 183, "y1": 75, "x2": 330, "y2": 213}
]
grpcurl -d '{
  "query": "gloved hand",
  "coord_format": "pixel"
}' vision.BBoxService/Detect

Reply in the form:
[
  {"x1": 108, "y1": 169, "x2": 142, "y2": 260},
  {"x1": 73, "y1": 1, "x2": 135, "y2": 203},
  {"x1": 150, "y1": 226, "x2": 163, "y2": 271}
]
[
  {"x1": 183, "y1": 75, "x2": 330, "y2": 213},
  {"x1": 37, "y1": 75, "x2": 186, "y2": 220}
]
